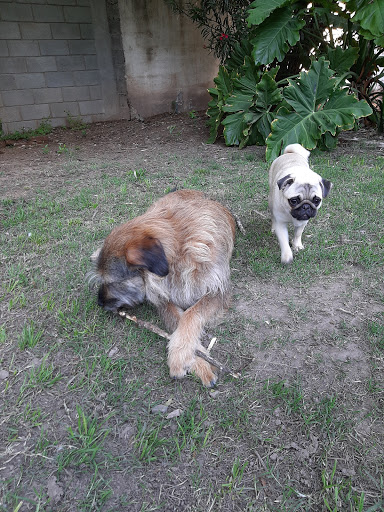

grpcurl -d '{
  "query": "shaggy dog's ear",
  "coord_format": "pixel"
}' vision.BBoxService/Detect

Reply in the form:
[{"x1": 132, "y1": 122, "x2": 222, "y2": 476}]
[
  {"x1": 90, "y1": 247, "x2": 101, "y2": 263},
  {"x1": 125, "y1": 236, "x2": 169, "y2": 277}
]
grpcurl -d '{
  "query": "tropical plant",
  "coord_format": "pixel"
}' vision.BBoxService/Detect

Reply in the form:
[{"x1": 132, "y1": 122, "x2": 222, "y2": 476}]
[
  {"x1": 265, "y1": 57, "x2": 373, "y2": 161},
  {"x1": 168, "y1": 0, "x2": 383, "y2": 159}
]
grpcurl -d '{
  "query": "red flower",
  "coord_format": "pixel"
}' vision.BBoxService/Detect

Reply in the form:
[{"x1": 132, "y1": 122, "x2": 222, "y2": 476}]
[{"x1": 219, "y1": 33, "x2": 228, "y2": 41}]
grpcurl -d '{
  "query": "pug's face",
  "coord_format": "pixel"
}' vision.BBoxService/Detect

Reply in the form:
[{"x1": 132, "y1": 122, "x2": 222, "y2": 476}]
[{"x1": 277, "y1": 174, "x2": 331, "y2": 221}]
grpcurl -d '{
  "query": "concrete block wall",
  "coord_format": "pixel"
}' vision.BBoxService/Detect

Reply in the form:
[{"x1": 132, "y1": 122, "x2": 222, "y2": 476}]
[
  {"x1": 118, "y1": 0, "x2": 219, "y2": 119},
  {"x1": 0, "y1": 0, "x2": 123, "y2": 134}
]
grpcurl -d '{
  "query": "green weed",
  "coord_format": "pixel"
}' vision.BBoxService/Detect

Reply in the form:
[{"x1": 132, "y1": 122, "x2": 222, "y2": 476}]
[
  {"x1": 321, "y1": 460, "x2": 368, "y2": 512},
  {"x1": 19, "y1": 356, "x2": 62, "y2": 397},
  {"x1": 1, "y1": 118, "x2": 52, "y2": 141},
  {"x1": 134, "y1": 421, "x2": 169, "y2": 463},
  {"x1": 57, "y1": 143, "x2": 70, "y2": 155},
  {"x1": 18, "y1": 321, "x2": 43, "y2": 350},
  {"x1": 57, "y1": 406, "x2": 110, "y2": 470},
  {"x1": 78, "y1": 468, "x2": 112, "y2": 511},
  {"x1": 174, "y1": 400, "x2": 211, "y2": 455},
  {"x1": 368, "y1": 316, "x2": 384, "y2": 352},
  {"x1": 65, "y1": 112, "x2": 87, "y2": 132},
  {"x1": 0, "y1": 325, "x2": 5, "y2": 343},
  {"x1": 221, "y1": 458, "x2": 249, "y2": 495}
]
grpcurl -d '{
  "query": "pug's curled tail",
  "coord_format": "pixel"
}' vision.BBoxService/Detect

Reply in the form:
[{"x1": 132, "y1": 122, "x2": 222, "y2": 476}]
[{"x1": 284, "y1": 144, "x2": 310, "y2": 161}]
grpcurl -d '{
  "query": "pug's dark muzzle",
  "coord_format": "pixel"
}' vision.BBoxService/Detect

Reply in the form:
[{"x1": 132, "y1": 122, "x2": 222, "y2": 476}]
[{"x1": 290, "y1": 200, "x2": 317, "y2": 221}]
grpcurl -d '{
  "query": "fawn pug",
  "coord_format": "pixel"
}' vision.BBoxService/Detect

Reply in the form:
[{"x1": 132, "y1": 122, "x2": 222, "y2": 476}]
[{"x1": 268, "y1": 144, "x2": 332, "y2": 264}]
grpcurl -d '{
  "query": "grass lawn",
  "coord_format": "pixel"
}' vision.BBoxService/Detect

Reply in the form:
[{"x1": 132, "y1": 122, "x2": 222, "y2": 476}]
[{"x1": 0, "y1": 114, "x2": 383, "y2": 511}]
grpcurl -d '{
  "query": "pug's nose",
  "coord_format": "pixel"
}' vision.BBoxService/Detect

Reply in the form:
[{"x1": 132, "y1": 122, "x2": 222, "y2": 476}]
[{"x1": 302, "y1": 203, "x2": 311, "y2": 210}]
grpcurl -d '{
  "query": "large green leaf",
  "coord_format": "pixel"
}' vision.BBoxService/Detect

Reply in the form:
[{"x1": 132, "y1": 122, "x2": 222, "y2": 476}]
[
  {"x1": 223, "y1": 59, "x2": 263, "y2": 113},
  {"x1": 255, "y1": 69, "x2": 282, "y2": 110},
  {"x1": 242, "y1": 111, "x2": 272, "y2": 148},
  {"x1": 266, "y1": 59, "x2": 372, "y2": 162},
  {"x1": 247, "y1": 0, "x2": 290, "y2": 26},
  {"x1": 344, "y1": 0, "x2": 384, "y2": 44},
  {"x1": 206, "y1": 66, "x2": 234, "y2": 143},
  {"x1": 222, "y1": 112, "x2": 255, "y2": 146},
  {"x1": 284, "y1": 59, "x2": 335, "y2": 114},
  {"x1": 349, "y1": 0, "x2": 384, "y2": 39},
  {"x1": 223, "y1": 93, "x2": 255, "y2": 113},
  {"x1": 230, "y1": 57, "x2": 263, "y2": 95},
  {"x1": 250, "y1": 7, "x2": 306, "y2": 65},
  {"x1": 212, "y1": 65, "x2": 233, "y2": 98},
  {"x1": 325, "y1": 47, "x2": 359, "y2": 75},
  {"x1": 254, "y1": 111, "x2": 276, "y2": 143},
  {"x1": 222, "y1": 68, "x2": 282, "y2": 147},
  {"x1": 225, "y1": 40, "x2": 254, "y2": 73}
]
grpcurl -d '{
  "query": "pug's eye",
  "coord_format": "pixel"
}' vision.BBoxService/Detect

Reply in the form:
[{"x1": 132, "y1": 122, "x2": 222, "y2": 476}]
[
  {"x1": 288, "y1": 197, "x2": 300, "y2": 207},
  {"x1": 312, "y1": 196, "x2": 321, "y2": 206}
]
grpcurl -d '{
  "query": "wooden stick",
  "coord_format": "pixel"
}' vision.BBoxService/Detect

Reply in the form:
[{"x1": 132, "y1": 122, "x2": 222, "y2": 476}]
[
  {"x1": 233, "y1": 213, "x2": 246, "y2": 235},
  {"x1": 118, "y1": 310, "x2": 239, "y2": 378}
]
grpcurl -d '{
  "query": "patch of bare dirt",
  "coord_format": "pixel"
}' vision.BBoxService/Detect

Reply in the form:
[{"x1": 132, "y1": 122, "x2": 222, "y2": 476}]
[{"x1": 0, "y1": 112, "x2": 235, "y2": 199}]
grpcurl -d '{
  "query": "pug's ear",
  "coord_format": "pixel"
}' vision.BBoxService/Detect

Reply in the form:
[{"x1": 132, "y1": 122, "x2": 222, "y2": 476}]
[
  {"x1": 321, "y1": 178, "x2": 333, "y2": 198},
  {"x1": 277, "y1": 174, "x2": 295, "y2": 191},
  {"x1": 125, "y1": 236, "x2": 169, "y2": 277}
]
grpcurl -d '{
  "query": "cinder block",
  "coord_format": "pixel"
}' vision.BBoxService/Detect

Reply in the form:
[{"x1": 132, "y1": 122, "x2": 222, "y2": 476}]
[
  {"x1": 0, "y1": 41, "x2": 8, "y2": 56},
  {"x1": 1, "y1": 3, "x2": 33, "y2": 21},
  {"x1": 8, "y1": 40, "x2": 40, "y2": 56},
  {"x1": 33, "y1": 87, "x2": 63, "y2": 103},
  {"x1": 7, "y1": 0, "x2": 41, "y2": 3},
  {"x1": 0, "y1": 57, "x2": 27, "y2": 73},
  {"x1": 84, "y1": 55, "x2": 97, "y2": 69},
  {"x1": 50, "y1": 101, "x2": 79, "y2": 117},
  {"x1": 89, "y1": 85, "x2": 101, "y2": 100},
  {"x1": 56, "y1": 55, "x2": 85, "y2": 71},
  {"x1": 0, "y1": 22, "x2": 21, "y2": 40},
  {"x1": 69, "y1": 39, "x2": 95, "y2": 55},
  {"x1": 63, "y1": 6, "x2": 91, "y2": 23},
  {"x1": 0, "y1": 74, "x2": 16, "y2": 90},
  {"x1": 46, "y1": 0, "x2": 76, "y2": 5},
  {"x1": 15, "y1": 73, "x2": 46, "y2": 89},
  {"x1": 74, "y1": 70, "x2": 100, "y2": 86},
  {"x1": 2, "y1": 89, "x2": 34, "y2": 106},
  {"x1": 62, "y1": 86, "x2": 90, "y2": 101},
  {"x1": 39, "y1": 40, "x2": 69, "y2": 56},
  {"x1": 27, "y1": 56, "x2": 57, "y2": 72},
  {"x1": 79, "y1": 99, "x2": 104, "y2": 116},
  {"x1": 80, "y1": 23, "x2": 93, "y2": 39},
  {"x1": 0, "y1": 105, "x2": 22, "y2": 122},
  {"x1": 20, "y1": 23, "x2": 52, "y2": 39},
  {"x1": 5, "y1": 120, "x2": 39, "y2": 134},
  {"x1": 32, "y1": 5, "x2": 64, "y2": 23},
  {"x1": 45, "y1": 71, "x2": 74, "y2": 87},
  {"x1": 50, "y1": 116, "x2": 67, "y2": 128},
  {"x1": 51, "y1": 23, "x2": 80, "y2": 40},
  {"x1": 20, "y1": 103, "x2": 51, "y2": 121}
]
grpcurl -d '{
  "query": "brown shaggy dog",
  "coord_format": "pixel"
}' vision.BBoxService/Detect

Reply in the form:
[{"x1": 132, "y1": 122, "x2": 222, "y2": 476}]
[{"x1": 89, "y1": 190, "x2": 236, "y2": 387}]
